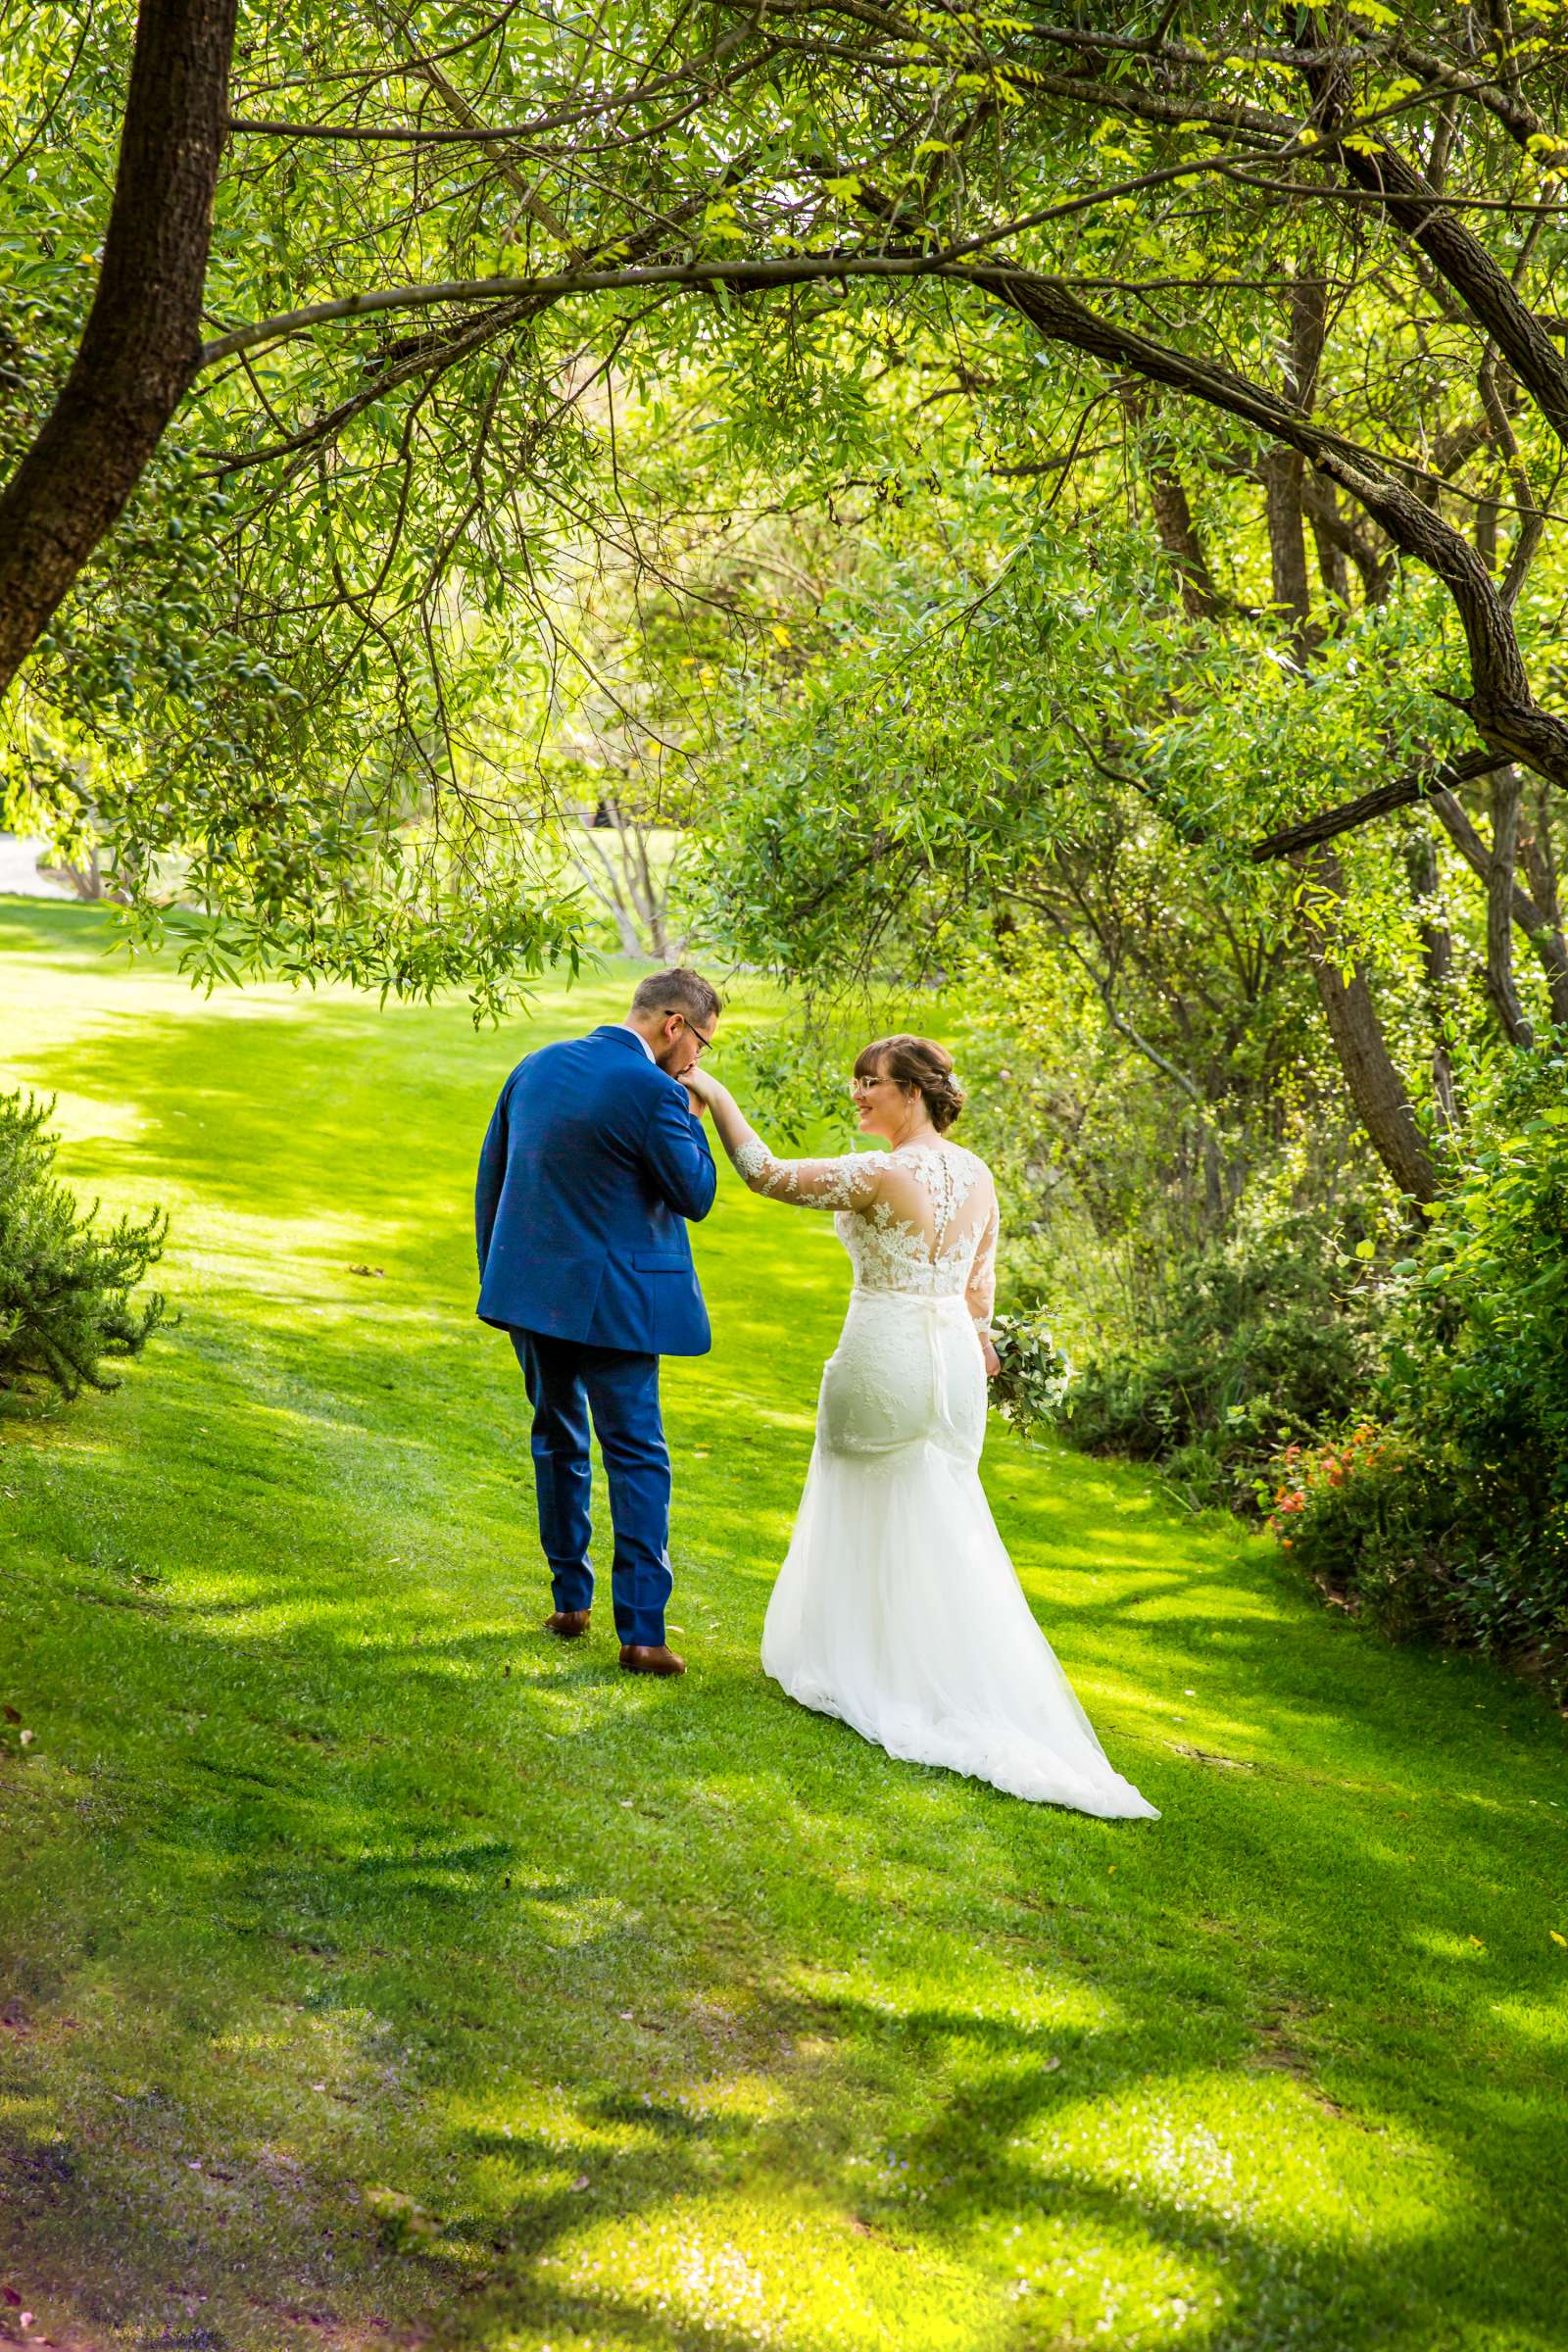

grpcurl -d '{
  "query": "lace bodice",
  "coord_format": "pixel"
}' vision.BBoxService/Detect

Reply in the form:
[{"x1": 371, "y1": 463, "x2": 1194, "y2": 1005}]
[{"x1": 729, "y1": 1131, "x2": 999, "y2": 1329}]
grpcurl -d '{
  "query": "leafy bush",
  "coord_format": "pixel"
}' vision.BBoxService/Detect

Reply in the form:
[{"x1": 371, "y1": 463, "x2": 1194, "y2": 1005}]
[
  {"x1": 1061, "y1": 1209, "x2": 1383, "y2": 1508},
  {"x1": 0, "y1": 1090, "x2": 172, "y2": 1400},
  {"x1": 1272, "y1": 1051, "x2": 1568, "y2": 1696},
  {"x1": 1266, "y1": 1425, "x2": 1446, "y2": 1630}
]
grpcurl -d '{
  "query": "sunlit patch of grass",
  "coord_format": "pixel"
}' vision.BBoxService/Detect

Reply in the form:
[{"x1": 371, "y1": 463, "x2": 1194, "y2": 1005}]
[
  {"x1": 534, "y1": 2192, "x2": 1004, "y2": 2351},
  {"x1": 1, "y1": 899, "x2": 1566, "y2": 2350},
  {"x1": 1036, "y1": 2070, "x2": 1451, "y2": 2245}
]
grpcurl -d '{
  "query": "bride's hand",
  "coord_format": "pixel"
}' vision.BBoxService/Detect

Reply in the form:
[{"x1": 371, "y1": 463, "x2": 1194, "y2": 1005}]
[
  {"x1": 682, "y1": 1063, "x2": 722, "y2": 1107},
  {"x1": 980, "y1": 1334, "x2": 1001, "y2": 1379}
]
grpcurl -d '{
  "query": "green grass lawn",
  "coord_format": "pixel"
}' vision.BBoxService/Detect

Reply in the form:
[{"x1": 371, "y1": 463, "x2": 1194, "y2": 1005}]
[{"x1": 1, "y1": 898, "x2": 1565, "y2": 2352}]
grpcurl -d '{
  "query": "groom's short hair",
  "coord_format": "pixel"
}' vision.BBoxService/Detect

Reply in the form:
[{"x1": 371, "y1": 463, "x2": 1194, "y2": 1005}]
[{"x1": 631, "y1": 967, "x2": 722, "y2": 1028}]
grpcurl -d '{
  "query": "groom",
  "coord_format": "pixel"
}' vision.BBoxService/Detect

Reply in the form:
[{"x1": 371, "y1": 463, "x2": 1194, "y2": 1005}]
[{"x1": 474, "y1": 968, "x2": 722, "y2": 1676}]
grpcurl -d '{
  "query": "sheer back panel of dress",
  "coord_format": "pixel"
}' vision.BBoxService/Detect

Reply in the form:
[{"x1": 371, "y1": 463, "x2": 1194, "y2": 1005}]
[{"x1": 730, "y1": 1134, "x2": 999, "y2": 1330}]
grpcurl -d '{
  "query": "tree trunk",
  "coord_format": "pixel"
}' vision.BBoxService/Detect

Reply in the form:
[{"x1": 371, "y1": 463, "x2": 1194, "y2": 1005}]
[
  {"x1": 1404, "y1": 832, "x2": 1461, "y2": 1135},
  {"x1": 1431, "y1": 785, "x2": 1568, "y2": 1027},
  {"x1": 1263, "y1": 277, "x2": 1326, "y2": 646},
  {"x1": 1263, "y1": 281, "x2": 1439, "y2": 1195},
  {"x1": 1519, "y1": 783, "x2": 1562, "y2": 934},
  {"x1": 1122, "y1": 390, "x2": 1220, "y2": 619},
  {"x1": 1294, "y1": 846, "x2": 1440, "y2": 1201},
  {"x1": 0, "y1": 0, "x2": 238, "y2": 697},
  {"x1": 1484, "y1": 766, "x2": 1536, "y2": 1045},
  {"x1": 1305, "y1": 483, "x2": 1348, "y2": 608},
  {"x1": 1149, "y1": 463, "x2": 1219, "y2": 619},
  {"x1": 1263, "y1": 446, "x2": 1311, "y2": 637},
  {"x1": 1518, "y1": 783, "x2": 1568, "y2": 1028}
]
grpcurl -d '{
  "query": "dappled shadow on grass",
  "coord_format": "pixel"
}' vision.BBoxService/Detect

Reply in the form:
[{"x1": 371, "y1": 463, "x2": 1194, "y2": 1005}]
[
  {"x1": 4, "y1": 911, "x2": 1566, "y2": 2349},
  {"x1": 435, "y1": 1995, "x2": 1528, "y2": 2351},
  {"x1": 5, "y1": 1532, "x2": 1564, "y2": 2351}
]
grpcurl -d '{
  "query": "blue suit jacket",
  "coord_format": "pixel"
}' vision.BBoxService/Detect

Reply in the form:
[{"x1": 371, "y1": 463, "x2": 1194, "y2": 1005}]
[{"x1": 474, "y1": 1025, "x2": 716, "y2": 1355}]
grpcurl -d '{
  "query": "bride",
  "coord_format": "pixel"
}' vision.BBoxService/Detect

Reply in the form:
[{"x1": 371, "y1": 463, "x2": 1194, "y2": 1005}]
[{"x1": 685, "y1": 1034, "x2": 1156, "y2": 1820}]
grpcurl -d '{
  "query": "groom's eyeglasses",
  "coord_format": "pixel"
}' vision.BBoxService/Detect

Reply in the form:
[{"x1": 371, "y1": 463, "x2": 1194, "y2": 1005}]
[{"x1": 665, "y1": 1011, "x2": 714, "y2": 1056}]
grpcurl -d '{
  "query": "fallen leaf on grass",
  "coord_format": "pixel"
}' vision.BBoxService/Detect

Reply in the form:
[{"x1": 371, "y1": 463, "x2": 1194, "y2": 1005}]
[
  {"x1": 365, "y1": 2186, "x2": 439, "y2": 2243},
  {"x1": 1551, "y1": 1930, "x2": 1566, "y2": 1948},
  {"x1": 347, "y1": 1265, "x2": 385, "y2": 1278},
  {"x1": 2, "y1": 1707, "x2": 19, "y2": 1725}
]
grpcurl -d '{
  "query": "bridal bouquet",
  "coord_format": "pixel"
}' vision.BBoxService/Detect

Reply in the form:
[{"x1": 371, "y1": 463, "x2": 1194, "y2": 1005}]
[{"x1": 987, "y1": 1306, "x2": 1073, "y2": 1438}]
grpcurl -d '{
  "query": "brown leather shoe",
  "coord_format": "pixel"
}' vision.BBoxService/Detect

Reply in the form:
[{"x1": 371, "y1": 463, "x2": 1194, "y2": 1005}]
[
  {"x1": 544, "y1": 1608, "x2": 592, "y2": 1640},
  {"x1": 618, "y1": 1643, "x2": 686, "y2": 1677}
]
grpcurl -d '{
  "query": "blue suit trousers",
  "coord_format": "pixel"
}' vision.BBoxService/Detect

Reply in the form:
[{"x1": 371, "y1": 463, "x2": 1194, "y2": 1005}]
[{"x1": 513, "y1": 1332, "x2": 673, "y2": 1649}]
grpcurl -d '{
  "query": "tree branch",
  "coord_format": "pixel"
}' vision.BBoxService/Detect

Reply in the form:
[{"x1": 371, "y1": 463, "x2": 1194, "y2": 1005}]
[
  {"x1": 1250, "y1": 751, "x2": 1508, "y2": 861},
  {"x1": 196, "y1": 244, "x2": 1568, "y2": 791}
]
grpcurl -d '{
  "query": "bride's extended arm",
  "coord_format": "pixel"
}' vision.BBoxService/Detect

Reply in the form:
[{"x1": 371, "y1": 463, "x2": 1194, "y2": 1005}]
[
  {"x1": 691, "y1": 1073, "x2": 882, "y2": 1211},
  {"x1": 968, "y1": 1185, "x2": 1002, "y2": 1377},
  {"x1": 966, "y1": 1187, "x2": 999, "y2": 1331}
]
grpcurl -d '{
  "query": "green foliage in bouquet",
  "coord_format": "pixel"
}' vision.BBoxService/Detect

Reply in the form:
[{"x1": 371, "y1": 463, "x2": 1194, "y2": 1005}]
[
  {"x1": 988, "y1": 1304, "x2": 1073, "y2": 1440},
  {"x1": 0, "y1": 1090, "x2": 172, "y2": 1401}
]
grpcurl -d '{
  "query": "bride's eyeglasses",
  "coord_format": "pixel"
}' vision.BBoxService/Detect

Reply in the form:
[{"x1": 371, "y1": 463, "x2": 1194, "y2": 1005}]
[{"x1": 847, "y1": 1075, "x2": 897, "y2": 1098}]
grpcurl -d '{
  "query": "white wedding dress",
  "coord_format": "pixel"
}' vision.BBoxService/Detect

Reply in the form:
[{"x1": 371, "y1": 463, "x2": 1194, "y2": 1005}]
[{"x1": 728, "y1": 1127, "x2": 1157, "y2": 1819}]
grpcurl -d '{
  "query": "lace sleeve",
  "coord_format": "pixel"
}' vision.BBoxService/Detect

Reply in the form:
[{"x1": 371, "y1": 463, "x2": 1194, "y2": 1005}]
[
  {"x1": 966, "y1": 1187, "x2": 999, "y2": 1331},
  {"x1": 728, "y1": 1127, "x2": 882, "y2": 1212}
]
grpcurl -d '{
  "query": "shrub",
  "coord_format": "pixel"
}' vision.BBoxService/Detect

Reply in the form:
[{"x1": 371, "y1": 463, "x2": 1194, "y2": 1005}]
[
  {"x1": 1266, "y1": 1425, "x2": 1446, "y2": 1630},
  {"x1": 1269, "y1": 1047, "x2": 1568, "y2": 1698},
  {"x1": 0, "y1": 1090, "x2": 172, "y2": 1400},
  {"x1": 1062, "y1": 1209, "x2": 1382, "y2": 1508}
]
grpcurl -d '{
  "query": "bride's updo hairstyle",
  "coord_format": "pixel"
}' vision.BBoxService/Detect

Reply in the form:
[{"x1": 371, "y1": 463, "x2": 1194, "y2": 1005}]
[{"x1": 855, "y1": 1035, "x2": 965, "y2": 1133}]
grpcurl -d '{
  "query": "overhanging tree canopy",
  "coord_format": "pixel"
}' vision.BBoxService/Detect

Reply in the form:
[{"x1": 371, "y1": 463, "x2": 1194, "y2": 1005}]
[{"x1": 4, "y1": 1, "x2": 1568, "y2": 1181}]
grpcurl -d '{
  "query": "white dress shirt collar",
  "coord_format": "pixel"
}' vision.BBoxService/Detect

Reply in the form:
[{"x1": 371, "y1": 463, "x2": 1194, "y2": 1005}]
[{"x1": 618, "y1": 1022, "x2": 656, "y2": 1062}]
